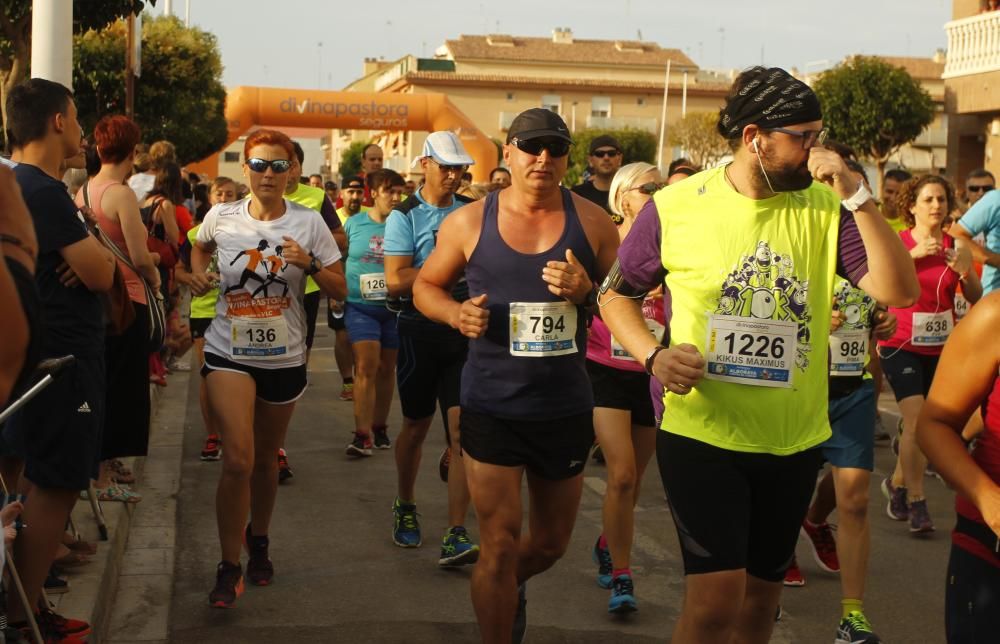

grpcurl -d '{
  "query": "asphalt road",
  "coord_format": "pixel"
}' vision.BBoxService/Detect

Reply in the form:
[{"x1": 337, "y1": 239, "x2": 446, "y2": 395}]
[{"x1": 167, "y1": 325, "x2": 955, "y2": 643}]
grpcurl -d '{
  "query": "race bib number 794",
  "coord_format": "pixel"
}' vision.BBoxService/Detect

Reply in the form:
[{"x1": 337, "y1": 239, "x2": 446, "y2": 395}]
[
  {"x1": 509, "y1": 302, "x2": 577, "y2": 357},
  {"x1": 705, "y1": 315, "x2": 796, "y2": 388}
]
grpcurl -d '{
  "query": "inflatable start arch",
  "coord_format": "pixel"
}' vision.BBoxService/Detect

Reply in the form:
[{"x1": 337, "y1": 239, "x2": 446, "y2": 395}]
[{"x1": 191, "y1": 86, "x2": 497, "y2": 182}]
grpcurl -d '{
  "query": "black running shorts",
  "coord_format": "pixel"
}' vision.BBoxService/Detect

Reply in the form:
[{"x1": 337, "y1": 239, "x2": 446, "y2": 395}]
[
  {"x1": 879, "y1": 347, "x2": 939, "y2": 401},
  {"x1": 189, "y1": 317, "x2": 212, "y2": 340},
  {"x1": 304, "y1": 291, "x2": 321, "y2": 349},
  {"x1": 657, "y1": 431, "x2": 822, "y2": 581},
  {"x1": 201, "y1": 352, "x2": 307, "y2": 405},
  {"x1": 587, "y1": 359, "x2": 655, "y2": 427},
  {"x1": 460, "y1": 409, "x2": 595, "y2": 481},
  {"x1": 396, "y1": 333, "x2": 467, "y2": 423}
]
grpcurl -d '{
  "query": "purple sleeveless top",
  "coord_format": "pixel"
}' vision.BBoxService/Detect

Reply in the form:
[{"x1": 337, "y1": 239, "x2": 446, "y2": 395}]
[{"x1": 461, "y1": 188, "x2": 596, "y2": 420}]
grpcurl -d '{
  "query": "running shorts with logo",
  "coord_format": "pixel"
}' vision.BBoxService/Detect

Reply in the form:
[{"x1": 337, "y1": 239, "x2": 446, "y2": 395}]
[
  {"x1": 458, "y1": 188, "x2": 597, "y2": 478},
  {"x1": 616, "y1": 167, "x2": 870, "y2": 576}
]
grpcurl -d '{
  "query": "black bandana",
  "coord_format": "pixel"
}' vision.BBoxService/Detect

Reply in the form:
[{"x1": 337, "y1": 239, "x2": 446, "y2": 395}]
[{"x1": 717, "y1": 67, "x2": 823, "y2": 139}]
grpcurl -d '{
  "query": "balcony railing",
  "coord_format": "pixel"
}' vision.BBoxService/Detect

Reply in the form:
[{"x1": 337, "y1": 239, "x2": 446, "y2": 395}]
[
  {"x1": 944, "y1": 11, "x2": 1000, "y2": 78},
  {"x1": 586, "y1": 115, "x2": 658, "y2": 133}
]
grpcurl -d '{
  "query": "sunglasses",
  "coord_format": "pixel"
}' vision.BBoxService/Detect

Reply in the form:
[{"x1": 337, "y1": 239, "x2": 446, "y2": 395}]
[
  {"x1": 432, "y1": 160, "x2": 469, "y2": 174},
  {"x1": 591, "y1": 149, "x2": 621, "y2": 159},
  {"x1": 765, "y1": 127, "x2": 829, "y2": 149},
  {"x1": 629, "y1": 182, "x2": 664, "y2": 195},
  {"x1": 510, "y1": 137, "x2": 571, "y2": 158},
  {"x1": 246, "y1": 158, "x2": 291, "y2": 173},
  {"x1": 967, "y1": 185, "x2": 994, "y2": 193}
]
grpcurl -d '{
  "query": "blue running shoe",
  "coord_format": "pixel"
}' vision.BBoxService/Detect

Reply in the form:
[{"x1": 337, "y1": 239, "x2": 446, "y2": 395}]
[
  {"x1": 609, "y1": 573, "x2": 637, "y2": 614},
  {"x1": 592, "y1": 536, "x2": 613, "y2": 589},
  {"x1": 392, "y1": 498, "x2": 421, "y2": 547},
  {"x1": 439, "y1": 526, "x2": 480, "y2": 566}
]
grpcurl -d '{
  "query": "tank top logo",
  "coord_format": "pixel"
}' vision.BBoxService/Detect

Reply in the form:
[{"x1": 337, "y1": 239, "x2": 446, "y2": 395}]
[{"x1": 715, "y1": 240, "x2": 812, "y2": 371}]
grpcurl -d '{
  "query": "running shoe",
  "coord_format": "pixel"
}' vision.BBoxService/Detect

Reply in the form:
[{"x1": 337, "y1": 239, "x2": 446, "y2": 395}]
[
  {"x1": 801, "y1": 520, "x2": 840, "y2": 573},
  {"x1": 35, "y1": 608, "x2": 91, "y2": 638},
  {"x1": 339, "y1": 382, "x2": 354, "y2": 401},
  {"x1": 209, "y1": 560, "x2": 244, "y2": 608},
  {"x1": 392, "y1": 498, "x2": 421, "y2": 547},
  {"x1": 439, "y1": 526, "x2": 480, "y2": 566},
  {"x1": 200, "y1": 434, "x2": 222, "y2": 461},
  {"x1": 512, "y1": 584, "x2": 527, "y2": 644},
  {"x1": 783, "y1": 555, "x2": 805, "y2": 587},
  {"x1": 44, "y1": 568, "x2": 69, "y2": 594},
  {"x1": 590, "y1": 443, "x2": 605, "y2": 464},
  {"x1": 277, "y1": 448, "x2": 293, "y2": 482},
  {"x1": 908, "y1": 499, "x2": 935, "y2": 534},
  {"x1": 880, "y1": 478, "x2": 908, "y2": 521},
  {"x1": 775, "y1": 605, "x2": 783, "y2": 622},
  {"x1": 592, "y1": 536, "x2": 613, "y2": 589},
  {"x1": 835, "y1": 610, "x2": 882, "y2": 644},
  {"x1": 244, "y1": 523, "x2": 274, "y2": 586},
  {"x1": 438, "y1": 446, "x2": 451, "y2": 483},
  {"x1": 373, "y1": 426, "x2": 391, "y2": 449},
  {"x1": 346, "y1": 432, "x2": 373, "y2": 457},
  {"x1": 608, "y1": 573, "x2": 637, "y2": 613}
]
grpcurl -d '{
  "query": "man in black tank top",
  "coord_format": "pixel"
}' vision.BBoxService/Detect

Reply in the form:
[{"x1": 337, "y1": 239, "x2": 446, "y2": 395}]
[{"x1": 413, "y1": 109, "x2": 619, "y2": 643}]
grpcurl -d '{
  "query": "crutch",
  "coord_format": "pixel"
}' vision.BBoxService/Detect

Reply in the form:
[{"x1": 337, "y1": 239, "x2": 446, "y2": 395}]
[{"x1": 0, "y1": 355, "x2": 76, "y2": 644}]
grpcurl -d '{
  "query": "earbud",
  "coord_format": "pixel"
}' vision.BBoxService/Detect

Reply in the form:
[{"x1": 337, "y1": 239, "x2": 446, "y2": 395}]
[{"x1": 752, "y1": 138, "x2": 759, "y2": 152}]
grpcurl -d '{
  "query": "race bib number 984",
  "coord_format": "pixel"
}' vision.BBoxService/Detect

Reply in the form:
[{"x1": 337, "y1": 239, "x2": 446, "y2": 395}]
[
  {"x1": 705, "y1": 315, "x2": 796, "y2": 388},
  {"x1": 829, "y1": 328, "x2": 868, "y2": 377},
  {"x1": 509, "y1": 301, "x2": 577, "y2": 357}
]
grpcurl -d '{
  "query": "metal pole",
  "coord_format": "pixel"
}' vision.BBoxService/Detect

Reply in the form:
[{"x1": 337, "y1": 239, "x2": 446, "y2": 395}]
[
  {"x1": 125, "y1": 12, "x2": 135, "y2": 119},
  {"x1": 164, "y1": 0, "x2": 173, "y2": 16},
  {"x1": 185, "y1": 0, "x2": 191, "y2": 26},
  {"x1": 656, "y1": 60, "x2": 671, "y2": 170},
  {"x1": 681, "y1": 71, "x2": 688, "y2": 117},
  {"x1": 30, "y1": 0, "x2": 73, "y2": 88}
]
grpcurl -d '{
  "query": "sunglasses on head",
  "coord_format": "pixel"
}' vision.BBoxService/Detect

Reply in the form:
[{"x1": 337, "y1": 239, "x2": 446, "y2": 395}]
[
  {"x1": 968, "y1": 185, "x2": 994, "y2": 193},
  {"x1": 510, "y1": 137, "x2": 571, "y2": 158},
  {"x1": 629, "y1": 182, "x2": 664, "y2": 195},
  {"x1": 246, "y1": 158, "x2": 291, "y2": 174},
  {"x1": 591, "y1": 148, "x2": 621, "y2": 159}
]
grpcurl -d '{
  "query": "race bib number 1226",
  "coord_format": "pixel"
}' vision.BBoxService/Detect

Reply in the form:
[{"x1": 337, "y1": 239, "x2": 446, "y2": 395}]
[{"x1": 704, "y1": 315, "x2": 796, "y2": 388}]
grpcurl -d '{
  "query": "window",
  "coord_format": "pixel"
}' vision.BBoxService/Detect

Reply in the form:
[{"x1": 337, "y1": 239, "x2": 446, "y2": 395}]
[
  {"x1": 637, "y1": 97, "x2": 645, "y2": 106},
  {"x1": 507, "y1": 92, "x2": 515, "y2": 101},
  {"x1": 541, "y1": 94, "x2": 561, "y2": 113},
  {"x1": 224, "y1": 151, "x2": 240, "y2": 163},
  {"x1": 591, "y1": 96, "x2": 611, "y2": 118}
]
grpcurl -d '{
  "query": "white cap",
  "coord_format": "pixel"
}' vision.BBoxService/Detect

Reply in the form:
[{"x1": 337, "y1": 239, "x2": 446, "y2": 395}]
[{"x1": 411, "y1": 131, "x2": 475, "y2": 168}]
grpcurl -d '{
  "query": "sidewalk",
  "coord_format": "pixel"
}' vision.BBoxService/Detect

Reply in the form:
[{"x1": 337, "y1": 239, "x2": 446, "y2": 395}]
[{"x1": 46, "y1": 366, "x2": 190, "y2": 644}]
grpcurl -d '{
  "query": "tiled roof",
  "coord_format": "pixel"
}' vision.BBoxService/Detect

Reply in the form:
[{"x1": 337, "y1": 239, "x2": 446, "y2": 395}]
[
  {"x1": 443, "y1": 34, "x2": 696, "y2": 69},
  {"x1": 873, "y1": 56, "x2": 945, "y2": 80},
  {"x1": 385, "y1": 71, "x2": 729, "y2": 96}
]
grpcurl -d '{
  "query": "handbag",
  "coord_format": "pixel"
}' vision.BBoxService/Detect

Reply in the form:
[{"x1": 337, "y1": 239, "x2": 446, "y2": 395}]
[
  {"x1": 141, "y1": 198, "x2": 178, "y2": 270},
  {"x1": 84, "y1": 182, "x2": 166, "y2": 351},
  {"x1": 82, "y1": 182, "x2": 135, "y2": 335}
]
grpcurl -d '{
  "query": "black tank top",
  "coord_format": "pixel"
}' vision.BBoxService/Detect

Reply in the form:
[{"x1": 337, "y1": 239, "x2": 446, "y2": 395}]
[{"x1": 461, "y1": 188, "x2": 596, "y2": 420}]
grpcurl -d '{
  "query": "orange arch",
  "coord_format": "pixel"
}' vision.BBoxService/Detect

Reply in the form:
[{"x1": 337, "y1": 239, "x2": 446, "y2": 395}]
[{"x1": 190, "y1": 86, "x2": 496, "y2": 182}]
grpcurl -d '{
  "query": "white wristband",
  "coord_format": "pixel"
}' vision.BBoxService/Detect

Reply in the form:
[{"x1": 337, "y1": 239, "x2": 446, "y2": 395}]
[{"x1": 841, "y1": 183, "x2": 872, "y2": 212}]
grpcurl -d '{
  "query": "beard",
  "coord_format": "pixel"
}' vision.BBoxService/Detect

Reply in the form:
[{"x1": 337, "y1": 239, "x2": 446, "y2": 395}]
[{"x1": 756, "y1": 157, "x2": 813, "y2": 193}]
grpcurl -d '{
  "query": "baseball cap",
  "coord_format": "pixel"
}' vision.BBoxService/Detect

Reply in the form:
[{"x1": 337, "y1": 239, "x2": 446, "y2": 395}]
[
  {"x1": 589, "y1": 135, "x2": 621, "y2": 155},
  {"x1": 341, "y1": 175, "x2": 364, "y2": 189},
  {"x1": 412, "y1": 131, "x2": 475, "y2": 168},
  {"x1": 506, "y1": 108, "x2": 572, "y2": 144}
]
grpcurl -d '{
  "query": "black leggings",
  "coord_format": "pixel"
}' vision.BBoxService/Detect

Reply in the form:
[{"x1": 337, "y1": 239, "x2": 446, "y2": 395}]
[{"x1": 946, "y1": 545, "x2": 1000, "y2": 643}]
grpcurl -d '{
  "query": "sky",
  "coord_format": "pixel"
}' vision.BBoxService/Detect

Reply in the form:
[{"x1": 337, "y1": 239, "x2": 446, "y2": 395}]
[{"x1": 149, "y1": 0, "x2": 954, "y2": 91}]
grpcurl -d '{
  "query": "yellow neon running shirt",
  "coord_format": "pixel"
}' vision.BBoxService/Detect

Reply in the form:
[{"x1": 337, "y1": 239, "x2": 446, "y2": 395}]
[
  {"x1": 187, "y1": 224, "x2": 219, "y2": 319},
  {"x1": 655, "y1": 166, "x2": 842, "y2": 454},
  {"x1": 286, "y1": 183, "x2": 327, "y2": 295}
]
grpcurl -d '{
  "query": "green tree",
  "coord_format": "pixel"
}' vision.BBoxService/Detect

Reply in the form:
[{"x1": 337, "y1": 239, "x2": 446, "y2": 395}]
[
  {"x1": 73, "y1": 14, "x2": 227, "y2": 165},
  {"x1": 812, "y1": 56, "x2": 935, "y2": 187},
  {"x1": 0, "y1": 1, "x2": 156, "y2": 138},
  {"x1": 565, "y1": 127, "x2": 657, "y2": 187},
  {"x1": 667, "y1": 112, "x2": 729, "y2": 169},
  {"x1": 339, "y1": 140, "x2": 370, "y2": 178}
]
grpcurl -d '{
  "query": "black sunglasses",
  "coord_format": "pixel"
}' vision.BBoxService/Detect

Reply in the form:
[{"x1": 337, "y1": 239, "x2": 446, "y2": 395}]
[
  {"x1": 431, "y1": 160, "x2": 469, "y2": 173},
  {"x1": 630, "y1": 182, "x2": 664, "y2": 195},
  {"x1": 967, "y1": 185, "x2": 994, "y2": 193},
  {"x1": 246, "y1": 158, "x2": 291, "y2": 173},
  {"x1": 510, "y1": 137, "x2": 571, "y2": 158},
  {"x1": 591, "y1": 149, "x2": 621, "y2": 159},
  {"x1": 764, "y1": 127, "x2": 829, "y2": 149}
]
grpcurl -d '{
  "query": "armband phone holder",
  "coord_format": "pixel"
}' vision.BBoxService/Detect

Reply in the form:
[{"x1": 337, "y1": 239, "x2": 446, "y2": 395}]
[{"x1": 599, "y1": 259, "x2": 649, "y2": 299}]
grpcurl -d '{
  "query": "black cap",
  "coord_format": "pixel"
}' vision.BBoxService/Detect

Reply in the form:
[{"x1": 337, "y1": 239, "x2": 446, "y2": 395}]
[
  {"x1": 341, "y1": 175, "x2": 364, "y2": 189},
  {"x1": 589, "y1": 135, "x2": 621, "y2": 155},
  {"x1": 506, "y1": 108, "x2": 572, "y2": 144}
]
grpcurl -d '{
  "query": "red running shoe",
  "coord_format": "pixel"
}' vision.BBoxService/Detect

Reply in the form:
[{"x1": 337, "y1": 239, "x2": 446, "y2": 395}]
[
  {"x1": 801, "y1": 519, "x2": 840, "y2": 573},
  {"x1": 783, "y1": 555, "x2": 805, "y2": 587}
]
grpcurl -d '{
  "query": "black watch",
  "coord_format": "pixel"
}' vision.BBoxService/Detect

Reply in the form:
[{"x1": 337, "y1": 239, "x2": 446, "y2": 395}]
[
  {"x1": 305, "y1": 255, "x2": 321, "y2": 276},
  {"x1": 583, "y1": 285, "x2": 598, "y2": 308}
]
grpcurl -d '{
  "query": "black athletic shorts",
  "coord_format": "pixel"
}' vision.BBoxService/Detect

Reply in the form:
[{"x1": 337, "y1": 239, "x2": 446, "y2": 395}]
[
  {"x1": 304, "y1": 291, "x2": 321, "y2": 349},
  {"x1": 460, "y1": 409, "x2": 595, "y2": 481},
  {"x1": 2, "y1": 356, "x2": 104, "y2": 490},
  {"x1": 657, "y1": 431, "x2": 822, "y2": 581},
  {"x1": 201, "y1": 352, "x2": 307, "y2": 405},
  {"x1": 189, "y1": 317, "x2": 212, "y2": 340},
  {"x1": 396, "y1": 333, "x2": 466, "y2": 424},
  {"x1": 326, "y1": 298, "x2": 346, "y2": 331},
  {"x1": 879, "y1": 347, "x2": 939, "y2": 401},
  {"x1": 587, "y1": 360, "x2": 655, "y2": 427}
]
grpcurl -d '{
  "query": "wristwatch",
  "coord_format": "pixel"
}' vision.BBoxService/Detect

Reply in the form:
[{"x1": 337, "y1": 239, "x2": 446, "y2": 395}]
[
  {"x1": 841, "y1": 183, "x2": 873, "y2": 212},
  {"x1": 644, "y1": 345, "x2": 667, "y2": 376},
  {"x1": 304, "y1": 255, "x2": 321, "y2": 276}
]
